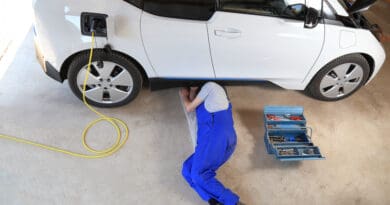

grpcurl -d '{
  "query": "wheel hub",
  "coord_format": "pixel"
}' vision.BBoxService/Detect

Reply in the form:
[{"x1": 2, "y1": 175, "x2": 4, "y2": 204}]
[
  {"x1": 98, "y1": 78, "x2": 113, "y2": 89},
  {"x1": 76, "y1": 61, "x2": 134, "y2": 104},
  {"x1": 319, "y1": 63, "x2": 364, "y2": 98}
]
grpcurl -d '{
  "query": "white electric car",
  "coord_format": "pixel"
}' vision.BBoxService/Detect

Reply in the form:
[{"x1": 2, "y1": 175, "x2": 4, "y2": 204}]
[{"x1": 33, "y1": 0, "x2": 386, "y2": 107}]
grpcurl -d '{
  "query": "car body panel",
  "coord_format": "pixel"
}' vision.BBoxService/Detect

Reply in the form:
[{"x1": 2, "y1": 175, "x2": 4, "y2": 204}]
[
  {"x1": 33, "y1": 0, "x2": 157, "y2": 78},
  {"x1": 141, "y1": 11, "x2": 215, "y2": 78},
  {"x1": 207, "y1": 11, "x2": 324, "y2": 86},
  {"x1": 303, "y1": 25, "x2": 386, "y2": 87},
  {"x1": 33, "y1": 0, "x2": 386, "y2": 91}
]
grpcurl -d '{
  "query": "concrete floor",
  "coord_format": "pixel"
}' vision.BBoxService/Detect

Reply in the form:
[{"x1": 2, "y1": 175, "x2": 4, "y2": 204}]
[{"x1": 1, "y1": 1, "x2": 389, "y2": 205}]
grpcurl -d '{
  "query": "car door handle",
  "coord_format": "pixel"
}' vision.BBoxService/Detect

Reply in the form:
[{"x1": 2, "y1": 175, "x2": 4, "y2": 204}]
[{"x1": 214, "y1": 28, "x2": 242, "y2": 39}]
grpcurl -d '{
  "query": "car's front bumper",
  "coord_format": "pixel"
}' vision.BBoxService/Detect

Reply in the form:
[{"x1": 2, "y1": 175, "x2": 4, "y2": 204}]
[
  {"x1": 34, "y1": 38, "x2": 45, "y2": 71},
  {"x1": 34, "y1": 39, "x2": 63, "y2": 83}
]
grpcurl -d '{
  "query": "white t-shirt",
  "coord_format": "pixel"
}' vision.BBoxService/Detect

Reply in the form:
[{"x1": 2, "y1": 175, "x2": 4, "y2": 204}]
[{"x1": 196, "y1": 82, "x2": 229, "y2": 113}]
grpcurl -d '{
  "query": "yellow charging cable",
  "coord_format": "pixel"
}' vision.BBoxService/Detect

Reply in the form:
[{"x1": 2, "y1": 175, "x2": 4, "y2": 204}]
[{"x1": 0, "y1": 32, "x2": 129, "y2": 158}]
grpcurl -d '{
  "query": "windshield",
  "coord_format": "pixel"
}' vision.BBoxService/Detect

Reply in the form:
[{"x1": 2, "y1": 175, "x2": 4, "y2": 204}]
[{"x1": 219, "y1": 0, "x2": 308, "y2": 17}]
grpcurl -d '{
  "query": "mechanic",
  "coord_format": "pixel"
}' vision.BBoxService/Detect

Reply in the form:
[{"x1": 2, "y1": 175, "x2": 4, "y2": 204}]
[{"x1": 180, "y1": 82, "x2": 242, "y2": 205}]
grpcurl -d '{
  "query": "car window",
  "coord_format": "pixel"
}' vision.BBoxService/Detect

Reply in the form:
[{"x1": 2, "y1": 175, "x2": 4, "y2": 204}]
[
  {"x1": 219, "y1": 0, "x2": 307, "y2": 20},
  {"x1": 143, "y1": 0, "x2": 216, "y2": 21}
]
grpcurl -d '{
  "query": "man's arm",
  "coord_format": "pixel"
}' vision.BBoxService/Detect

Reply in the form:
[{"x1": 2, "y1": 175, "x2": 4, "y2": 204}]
[
  {"x1": 183, "y1": 97, "x2": 203, "y2": 113},
  {"x1": 189, "y1": 87, "x2": 199, "y2": 101},
  {"x1": 180, "y1": 88, "x2": 203, "y2": 112}
]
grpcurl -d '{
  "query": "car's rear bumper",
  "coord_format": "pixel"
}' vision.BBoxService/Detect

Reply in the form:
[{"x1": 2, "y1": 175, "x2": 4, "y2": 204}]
[{"x1": 34, "y1": 39, "x2": 63, "y2": 83}]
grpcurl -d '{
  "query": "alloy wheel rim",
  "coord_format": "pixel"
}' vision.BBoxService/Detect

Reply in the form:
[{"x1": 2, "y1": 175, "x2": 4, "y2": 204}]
[
  {"x1": 320, "y1": 63, "x2": 364, "y2": 98},
  {"x1": 77, "y1": 61, "x2": 134, "y2": 104}
]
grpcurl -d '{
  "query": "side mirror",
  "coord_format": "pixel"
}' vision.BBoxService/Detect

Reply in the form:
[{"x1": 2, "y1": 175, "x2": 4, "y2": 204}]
[
  {"x1": 283, "y1": 4, "x2": 307, "y2": 19},
  {"x1": 304, "y1": 7, "x2": 320, "y2": 29}
]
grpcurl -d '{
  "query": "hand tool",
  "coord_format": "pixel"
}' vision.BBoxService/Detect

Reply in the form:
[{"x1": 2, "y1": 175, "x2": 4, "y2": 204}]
[{"x1": 279, "y1": 148, "x2": 296, "y2": 156}]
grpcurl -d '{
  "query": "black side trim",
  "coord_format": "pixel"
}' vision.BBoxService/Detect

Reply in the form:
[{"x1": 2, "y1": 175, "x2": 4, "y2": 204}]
[
  {"x1": 149, "y1": 78, "x2": 270, "y2": 91},
  {"x1": 123, "y1": 0, "x2": 143, "y2": 8},
  {"x1": 45, "y1": 61, "x2": 63, "y2": 83},
  {"x1": 143, "y1": 0, "x2": 215, "y2": 21}
]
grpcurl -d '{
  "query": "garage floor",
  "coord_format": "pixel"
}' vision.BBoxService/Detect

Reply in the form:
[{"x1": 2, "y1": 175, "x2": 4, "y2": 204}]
[{"x1": 1, "y1": 1, "x2": 389, "y2": 205}]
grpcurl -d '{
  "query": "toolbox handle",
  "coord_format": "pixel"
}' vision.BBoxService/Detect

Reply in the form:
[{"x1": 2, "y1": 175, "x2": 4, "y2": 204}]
[{"x1": 267, "y1": 127, "x2": 312, "y2": 139}]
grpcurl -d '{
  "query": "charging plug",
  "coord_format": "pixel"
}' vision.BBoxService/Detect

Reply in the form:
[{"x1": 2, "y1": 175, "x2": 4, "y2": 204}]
[{"x1": 90, "y1": 19, "x2": 96, "y2": 33}]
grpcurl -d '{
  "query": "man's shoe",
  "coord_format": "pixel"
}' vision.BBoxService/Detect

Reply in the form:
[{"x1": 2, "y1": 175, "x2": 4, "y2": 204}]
[{"x1": 208, "y1": 198, "x2": 223, "y2": 205}]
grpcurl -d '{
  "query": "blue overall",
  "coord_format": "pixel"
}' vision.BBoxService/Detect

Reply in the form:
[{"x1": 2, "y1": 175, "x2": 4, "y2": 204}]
[{"x1": 182, "y1": 103, "x2": 239, "y2": 205}]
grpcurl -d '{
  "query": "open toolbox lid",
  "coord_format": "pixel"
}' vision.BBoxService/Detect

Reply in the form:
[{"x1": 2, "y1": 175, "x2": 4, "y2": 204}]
[
  {"x1": 263, "y1": 106, "x2": 325, "y2": 161},
  {"x1": 264, "y1": 106, "x2": 306, "y2": 126}
]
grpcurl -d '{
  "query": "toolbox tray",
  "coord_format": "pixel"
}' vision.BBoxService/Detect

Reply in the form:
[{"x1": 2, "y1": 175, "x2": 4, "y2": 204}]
[
  {"x1": 264, "y1": 106, "x2": 306, "y2": 126},
  {"x1": 263, "y1": 106, "x2": 324, "y2": 161},
  {"x1": 274, "y1": 146, "x2": 323, "y2": 161}
]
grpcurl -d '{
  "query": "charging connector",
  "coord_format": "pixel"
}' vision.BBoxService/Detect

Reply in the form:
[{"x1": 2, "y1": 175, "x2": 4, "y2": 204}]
[
  {"x1": 90, "y1": 19, "x2": 96, "y2": 33},
  {"x1": 81, "y1": 12, "x2": 108, "y2": 37}
]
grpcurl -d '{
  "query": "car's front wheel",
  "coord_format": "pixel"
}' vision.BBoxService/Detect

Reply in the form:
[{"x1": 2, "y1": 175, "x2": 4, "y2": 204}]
[
  {"x1": 307, "y1": 54, "x2": 370, "y2": 101},
  {"x1": 67, "y1": 50, "x2": 142, "y2": 108}
]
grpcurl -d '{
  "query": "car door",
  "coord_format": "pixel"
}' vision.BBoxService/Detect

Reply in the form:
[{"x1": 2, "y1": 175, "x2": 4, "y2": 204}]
[
  {"x1": 207, "y1": 0, "x2": 324, "y2": 81},
  {"x1": 141, "y1": 0, "x2": 216, "y2": 78}
]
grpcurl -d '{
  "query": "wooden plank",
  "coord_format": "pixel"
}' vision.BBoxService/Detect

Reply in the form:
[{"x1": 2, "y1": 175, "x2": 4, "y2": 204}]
[{"x1": 179, "y1": 94, "x2": 197, "y2": 150}]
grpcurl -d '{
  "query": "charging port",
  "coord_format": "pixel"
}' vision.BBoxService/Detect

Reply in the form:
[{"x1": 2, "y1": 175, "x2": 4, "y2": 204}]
[{"x1": 81, "y1": 12, "x2": 108, "y2": 37}]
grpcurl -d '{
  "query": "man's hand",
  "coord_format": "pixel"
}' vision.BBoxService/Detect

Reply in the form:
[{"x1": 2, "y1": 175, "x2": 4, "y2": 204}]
[
  {"x1": 180, "y1": 87, "x2": 203, "y2": 113},
  {"x1": 189, "y1": 87, "x2": 199, "y2": 101},
  {"x1": 180, "y1": 88, "x2": 190, "y2": 99}
]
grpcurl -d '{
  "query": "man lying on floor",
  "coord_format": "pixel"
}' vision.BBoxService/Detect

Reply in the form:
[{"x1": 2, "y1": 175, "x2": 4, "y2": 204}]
[{"x1": 180, "y1": 82, "x2": 244, "y2": 205}]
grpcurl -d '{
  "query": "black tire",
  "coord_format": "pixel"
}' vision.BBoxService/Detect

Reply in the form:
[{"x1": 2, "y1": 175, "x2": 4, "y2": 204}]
[
  {"x1": 306, "y1": 54, "x2": 370, "y2": 101},
  {"x1": 67, "y1": 50, "x2": 142, "y2": 108}
]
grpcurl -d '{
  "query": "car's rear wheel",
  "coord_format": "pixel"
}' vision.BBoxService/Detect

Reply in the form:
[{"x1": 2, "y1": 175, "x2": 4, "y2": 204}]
[
  {"x1": 67, "y1": 50, "x2": 142, "y2": 107},
  {"x1": 307, "y1": 54, "x2": 370, "y2": 101}
]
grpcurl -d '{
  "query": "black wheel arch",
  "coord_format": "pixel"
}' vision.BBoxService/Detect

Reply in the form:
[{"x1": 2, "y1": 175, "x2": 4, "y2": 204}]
[
  {"x1": 360, "y1": 53, "x2": 375, "y2": 83},
  {"x1": 60, "y1": 49, "x2": 149, "y2": 86},
  {"x1": 305, "y1": 52, "x2": 375, "y2": 90},
  {"x1": 305, "y1": 53, "x2": 372, "y2": 101}
]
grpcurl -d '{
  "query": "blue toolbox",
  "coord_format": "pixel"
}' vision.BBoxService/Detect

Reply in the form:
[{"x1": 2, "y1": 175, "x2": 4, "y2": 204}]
[{"x1": 264, "y1": 106, "x2": 324, "y2": 161}]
